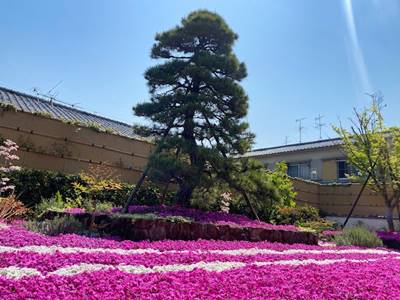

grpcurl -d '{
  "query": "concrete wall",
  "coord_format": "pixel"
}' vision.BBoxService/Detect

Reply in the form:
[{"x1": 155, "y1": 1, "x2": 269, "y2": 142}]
[
  {"x1": 0, "y1": 110, "x2": 153, "y2": 183},
  {"x1": 292, "y1": 178, "x2": 388, "y2": 218}
]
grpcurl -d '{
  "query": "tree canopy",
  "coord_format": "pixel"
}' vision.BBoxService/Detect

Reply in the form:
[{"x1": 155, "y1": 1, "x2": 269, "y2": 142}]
[
  {"x1": 334, "y1": 95, "x2": 400, "y2": 231},
  {"x1": 133, "y1": 10, "x2": 254, "y2": 205}
]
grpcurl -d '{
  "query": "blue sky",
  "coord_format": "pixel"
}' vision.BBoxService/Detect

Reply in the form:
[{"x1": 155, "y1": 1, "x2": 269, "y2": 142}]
[{"x1": 1, "y1": 0, "x2": 399, "y2": 149}]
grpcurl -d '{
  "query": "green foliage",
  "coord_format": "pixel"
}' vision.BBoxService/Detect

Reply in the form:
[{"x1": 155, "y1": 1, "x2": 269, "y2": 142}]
[
  {"x1": 26, "y1": 215, "x2": 85, "y2": 236},
  {"x1": 335, "y1": 226, "x2": 383, "y2": 248},
  {"x1": 111, "y1": 213, "x2": 158, "y2": 221},
  {"x1": 334, "y1": 94, "x2": 400, "y2": 231},
  {"x1": 271, "y1": 204, "x2": 337, "y2": 234},
  {"x1": 5, "y1": 169, "x2": 82, "y2": 207},
  {"x1": 268, "y1": 162, "x2": 297, "y2": 207},
  {"x1": 191, "y1": 159, "x2": 297, "y2": 222},
  {"x1": 111, "y1": 213, "x2": 191, "y2": 223},
  {"x1": 0, "y1": 102, "x2": 17, "y2": 112},
  {"x1": 133, "y1": 10, "x2": 254, "y2": 205},
  {"x1": 297, "y1": 219, "x2": 337, "y2": 234},
  {"x1": 222, "y1": 158, "x2": 297, "y2": 221},
  {"x1": 95, "y1": 202, "x2": 114, "y2": 213},
  {"x1": 34, "y1": 191, "x2": 65, "y2": 218},
  {"x1": 163, "y1": 215, "x2": 193, "y2": 223},
  {"x1": 3, "y1": 168, "x2": 175, "y2": 209},
  {"x1": 33, "y1": 111, "x2": 52, "y2": 118},
  {"x1": 85, "y1": 122, "x2": 105, "y2": 133},
  {"x1": 273, "y1": 205, "x2": 320, "y2": 225},
  {"x1": 190, "y1": 180, "x2": 231, "y2": 211}
]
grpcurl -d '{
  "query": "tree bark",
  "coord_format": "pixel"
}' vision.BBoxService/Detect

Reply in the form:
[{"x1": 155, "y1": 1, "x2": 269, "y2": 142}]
[
  {"x1": 386, "y1": 206, "x2": 395, "y2": 231},
  {"x1": 176, "y1": 183, "x2": 193, "y2": 207}
]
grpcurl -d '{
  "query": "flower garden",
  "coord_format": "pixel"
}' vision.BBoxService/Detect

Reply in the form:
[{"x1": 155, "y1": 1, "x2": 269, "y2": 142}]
[
  {"x1": 2, "y1": 140, "x2": 400, "y2": 299},
  {"x1": 1, "y1": 222, "x2": 400, "y2": 299},
  {"x1": 114, "y1": 205, "x2": 298, "y2": 231}
]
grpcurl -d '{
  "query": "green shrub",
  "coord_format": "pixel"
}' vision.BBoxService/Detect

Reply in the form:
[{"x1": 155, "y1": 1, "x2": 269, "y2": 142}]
[
  {"x1": 230, "y1": 160, "x2": 297, "y2": 221},
  {"x1": 111, "y1": 213, "x2": 158, "y2": 221},
  {"x1": 34, "y1": 191, "x2": 65, "y2": 218},
  {"x1": 163, "y1": 215, "x2": 193, "y2": 223},
  {"x1": 297, "y1": 219, "x2": 337, "y2": 233},
  {"x1": 0, "y1": 102, "x2": 17, "y2": 112},
  {"x1": 5, "y1": 169, "x2": 82, "y2": 207},
  {"x1": 191, "y1": 161, "x2": 297, "y2": 222},
  {"x1": 94, "y1": 202, "x2": 114, "y2": 213},
  {"x1": 3, "y1": 169, "x2": 175, "y2": 208},
  {"x1": 273, "y1": 205, "x2": 320, "y2": 225},
  {"x1": 26, "y1": 215, "x2": 85, "y2": 236},
  {"x1": 334, "y1": 226, "x2": 383, "y2": 248}
]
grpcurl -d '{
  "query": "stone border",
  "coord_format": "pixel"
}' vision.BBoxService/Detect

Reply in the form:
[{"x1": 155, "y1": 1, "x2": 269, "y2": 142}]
[{"x1": 42, "y1": 211, "x2": 318, "y2": 245}]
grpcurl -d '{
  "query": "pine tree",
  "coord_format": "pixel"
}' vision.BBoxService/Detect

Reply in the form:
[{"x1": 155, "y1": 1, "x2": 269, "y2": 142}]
[{"x1": 133, "y1": 10, "x2": 254, "y2": 206}]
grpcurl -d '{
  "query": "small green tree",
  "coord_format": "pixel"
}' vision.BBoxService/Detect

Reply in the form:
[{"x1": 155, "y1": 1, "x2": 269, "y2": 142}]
[
  {"x1": 190, "y1": 159, "x2": 296, "y2": 221},
  {"x1": 133, "y1": 10, "x2": 254, "y2": 206},
  {"x1": 334, "y1": 95, "x2": 400, "y2": 231}
]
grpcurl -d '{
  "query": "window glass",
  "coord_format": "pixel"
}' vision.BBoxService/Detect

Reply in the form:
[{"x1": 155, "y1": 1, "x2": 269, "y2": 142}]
[
  {"x1": 337, "y1": 160, "x2": 355, "y2": 179},
  {"x1": 287, "y1": 164, "x2": 299, "y2": 177},
  {"x1": 299, "y1": 163, "x2": 310, "y2": 179},
  {"x1": 287, "y1": 163, "x2": 310, "y2": 179}
]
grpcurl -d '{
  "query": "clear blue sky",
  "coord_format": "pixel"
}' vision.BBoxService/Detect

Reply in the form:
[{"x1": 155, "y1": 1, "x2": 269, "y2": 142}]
[{"x1": 1, "y1": 0, "x2": 399, "y2": 148}]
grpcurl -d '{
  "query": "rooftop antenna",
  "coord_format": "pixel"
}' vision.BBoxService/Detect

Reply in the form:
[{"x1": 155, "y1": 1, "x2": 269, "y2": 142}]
[
  {"x1": 32, "y1": 82, "x2": 83, "y2": 110},
  {"x1": 284, "y1": 136, "x2": 289, "y2": 145},
  {"x1": 314, "y1": 114, "x2": 326, "y2": 140},
  {"x1": 296, "y1": 117, "x2": 306, "y2": 143},
  {"x1": 32, "y1": 81, "x2": 63, "y2": 106}
]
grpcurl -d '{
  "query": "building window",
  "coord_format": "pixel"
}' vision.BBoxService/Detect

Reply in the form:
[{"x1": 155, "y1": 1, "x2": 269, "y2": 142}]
[
  {"x1": 287, "y1": 162, "x2": 310, "y2": 179},
  {"x1": 337, "y1": 160, "x2": 356, "y2": 179}
]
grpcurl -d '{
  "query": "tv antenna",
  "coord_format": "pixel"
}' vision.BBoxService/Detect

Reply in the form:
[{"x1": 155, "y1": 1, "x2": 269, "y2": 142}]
[
  {"x1": 296, "y1": 117, "x2": 306, "y2": 143},
  {"x1": 32, "y1": 81, "x2": 63, "y2": 105},
  {"x1": 32, "y1": 82, "x2": 81, "y2": 109},
  {"x1": 284, "y1": 136, "x2": 289, "y2": 145},
  {"x1": 314, "y1": 114, "x2": 326, "y2": 140}
]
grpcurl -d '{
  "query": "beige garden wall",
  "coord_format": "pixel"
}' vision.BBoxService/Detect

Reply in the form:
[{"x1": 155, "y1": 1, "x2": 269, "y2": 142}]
[
  {"x1": 0, "y1": 110, "x2": 389, "y2": 216},
  {"x1": 292, "y1": 178, "x2": 387, "y2": 217},
  {"x1": 0, "y1": 110, "x2": 153, "y2": 183}
]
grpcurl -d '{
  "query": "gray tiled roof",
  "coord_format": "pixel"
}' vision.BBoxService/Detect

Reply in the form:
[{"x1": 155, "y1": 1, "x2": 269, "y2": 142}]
[
  {"x1": 0, "y1": 86, "x2": 145, "y2": 140},
  {"x1": 243, "y1": 138, "x2": 343, "y2": 157}
]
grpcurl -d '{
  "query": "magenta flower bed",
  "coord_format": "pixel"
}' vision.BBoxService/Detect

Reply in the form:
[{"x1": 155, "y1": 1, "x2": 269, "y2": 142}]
[
  {"x1": 64, "y1": 208, "x2": 85, "y2": 214},
  {"x1": 115, "y1": 205, "x2": 299, "y2": 231},
  {"x1": 377, "y1": 231, "x2": 400, "y2": 249},
  {"x1": 1, "y1": 222, "x2": 400, "y2": 299},
  {"x1": 377, "y1": 231, "x2": 400, "y2": 241}
]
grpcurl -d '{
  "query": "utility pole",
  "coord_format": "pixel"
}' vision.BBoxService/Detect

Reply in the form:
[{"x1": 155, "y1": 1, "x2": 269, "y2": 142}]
[
  {"x1": 296, "y1": 118, "x2": 306, "y2": 143},
  {"x1": 314, "y1": 114, "x2": 326, "y2": 140}
]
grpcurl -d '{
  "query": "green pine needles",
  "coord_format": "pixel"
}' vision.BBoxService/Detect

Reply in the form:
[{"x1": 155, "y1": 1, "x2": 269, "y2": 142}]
[{"x1": 134, "y1": 10, "x2": 254, "y2": 205}]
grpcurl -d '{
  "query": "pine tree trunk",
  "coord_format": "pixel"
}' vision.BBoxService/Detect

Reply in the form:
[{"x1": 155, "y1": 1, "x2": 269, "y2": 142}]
[
  {"x1": 386, "y1": 206, "x2": 395, "y2": 232},
  {"x1": 176, "y1": 183, "x2": 193, "y2": 207}
]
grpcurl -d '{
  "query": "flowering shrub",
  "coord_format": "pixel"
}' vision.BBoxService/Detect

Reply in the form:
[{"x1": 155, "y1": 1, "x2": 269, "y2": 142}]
[
  {"x1": 0, "y1": 139, "x2": 21, "y2": 196},
  {"x1": 0, "y1": 222, "x2": 400, "y2": 299}
]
